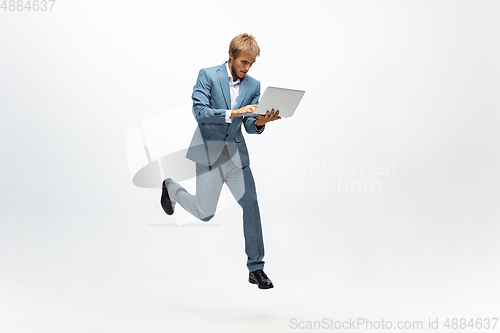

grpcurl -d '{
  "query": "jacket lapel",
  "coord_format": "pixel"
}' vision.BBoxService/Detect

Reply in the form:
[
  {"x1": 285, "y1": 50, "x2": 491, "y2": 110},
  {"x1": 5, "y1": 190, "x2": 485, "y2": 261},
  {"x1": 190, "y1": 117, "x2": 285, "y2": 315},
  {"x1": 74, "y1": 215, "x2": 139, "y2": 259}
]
[{"x1": 218, "y1": 63, "x2": 231, "y2": 110}]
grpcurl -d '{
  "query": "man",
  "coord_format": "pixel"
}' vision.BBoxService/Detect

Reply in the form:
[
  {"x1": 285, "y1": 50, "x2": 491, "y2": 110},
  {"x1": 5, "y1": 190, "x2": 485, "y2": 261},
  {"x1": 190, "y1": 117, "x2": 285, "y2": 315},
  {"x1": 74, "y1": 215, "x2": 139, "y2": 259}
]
[{"x1": 161, "y1": 33, "x2": 280, "y2": 289}]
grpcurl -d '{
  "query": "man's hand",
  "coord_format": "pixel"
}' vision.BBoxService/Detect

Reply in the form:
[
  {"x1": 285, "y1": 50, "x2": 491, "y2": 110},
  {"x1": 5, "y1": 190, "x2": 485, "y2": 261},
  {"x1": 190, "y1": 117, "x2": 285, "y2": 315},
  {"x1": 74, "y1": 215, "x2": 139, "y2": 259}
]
[
  {"x1": 230, "y1": 105, "x2": 257, "y2": 118},
  {"x1": 255, "y1": 109, "x2": 281, "y2": 127}
]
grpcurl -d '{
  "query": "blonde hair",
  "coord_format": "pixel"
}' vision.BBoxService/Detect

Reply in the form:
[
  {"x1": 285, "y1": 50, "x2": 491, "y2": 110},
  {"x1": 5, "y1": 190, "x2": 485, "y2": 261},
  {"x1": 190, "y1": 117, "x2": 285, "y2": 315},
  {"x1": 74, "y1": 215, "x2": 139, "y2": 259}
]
[{"x1": 228, "y1": 33, "x2": 261, "y2": 59}]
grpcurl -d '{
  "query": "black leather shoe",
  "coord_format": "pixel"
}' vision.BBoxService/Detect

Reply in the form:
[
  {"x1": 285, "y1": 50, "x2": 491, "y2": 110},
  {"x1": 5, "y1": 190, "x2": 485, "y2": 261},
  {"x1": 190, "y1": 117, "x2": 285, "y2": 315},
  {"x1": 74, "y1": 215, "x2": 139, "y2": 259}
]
[
  {"x1": 249, "y1": 269, "x2": 274, "y2": 289},
  {"x1": 160, "y1": 178, "x2": 175, "y2": 215}
]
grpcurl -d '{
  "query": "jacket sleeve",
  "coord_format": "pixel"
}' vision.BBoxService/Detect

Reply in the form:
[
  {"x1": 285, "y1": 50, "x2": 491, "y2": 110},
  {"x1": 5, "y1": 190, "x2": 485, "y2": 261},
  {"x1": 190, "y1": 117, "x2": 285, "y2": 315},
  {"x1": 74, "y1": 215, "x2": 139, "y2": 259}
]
[
  {"x1": 243, "y1": 81, "x2": 265, "y2": 134},
  {"x1": 192, "y1": 69, "x2": 227, "y2": 124}
]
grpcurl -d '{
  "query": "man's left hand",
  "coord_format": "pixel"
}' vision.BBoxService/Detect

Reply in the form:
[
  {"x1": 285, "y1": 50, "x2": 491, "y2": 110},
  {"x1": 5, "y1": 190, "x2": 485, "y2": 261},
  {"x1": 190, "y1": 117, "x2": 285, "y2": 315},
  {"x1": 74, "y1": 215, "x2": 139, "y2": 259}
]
[{"x1": 255, "y1": 109, "x2": 281, "y2": 127}]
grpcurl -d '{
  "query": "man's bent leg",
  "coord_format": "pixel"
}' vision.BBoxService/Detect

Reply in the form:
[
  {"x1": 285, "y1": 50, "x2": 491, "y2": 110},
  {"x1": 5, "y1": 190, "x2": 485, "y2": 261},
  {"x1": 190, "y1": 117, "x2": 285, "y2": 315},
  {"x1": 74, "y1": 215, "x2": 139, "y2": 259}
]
[
  {"x1": 167, "y1": 163, "x2": 225, "y2": 222},
  {"x1": 225, "y1": 164, "x2": 265, "y2": 272}
]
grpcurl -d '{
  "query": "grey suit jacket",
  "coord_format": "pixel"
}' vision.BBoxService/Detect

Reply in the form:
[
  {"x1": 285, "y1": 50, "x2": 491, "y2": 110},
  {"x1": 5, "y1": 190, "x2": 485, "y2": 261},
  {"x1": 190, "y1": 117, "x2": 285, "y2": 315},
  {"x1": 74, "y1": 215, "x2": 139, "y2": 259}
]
[{"x1": 186, "y1": 62, "x2": 265, "y2": 168}]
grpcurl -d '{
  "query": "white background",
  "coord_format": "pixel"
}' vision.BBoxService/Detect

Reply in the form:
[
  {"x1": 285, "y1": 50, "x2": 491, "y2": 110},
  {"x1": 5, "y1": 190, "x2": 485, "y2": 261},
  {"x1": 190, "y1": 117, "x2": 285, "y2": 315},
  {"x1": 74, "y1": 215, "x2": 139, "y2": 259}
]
[{"x1": 1, "y1": 0, "x2": 499, "y2": 332}]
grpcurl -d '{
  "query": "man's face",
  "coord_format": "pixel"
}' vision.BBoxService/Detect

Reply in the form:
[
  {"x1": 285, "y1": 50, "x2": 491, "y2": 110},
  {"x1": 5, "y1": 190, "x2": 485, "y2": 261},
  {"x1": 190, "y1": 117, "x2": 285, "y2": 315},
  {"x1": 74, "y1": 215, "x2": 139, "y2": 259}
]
[{"x1": 229, "y1": 51, "x2": 256, "y2": 80}]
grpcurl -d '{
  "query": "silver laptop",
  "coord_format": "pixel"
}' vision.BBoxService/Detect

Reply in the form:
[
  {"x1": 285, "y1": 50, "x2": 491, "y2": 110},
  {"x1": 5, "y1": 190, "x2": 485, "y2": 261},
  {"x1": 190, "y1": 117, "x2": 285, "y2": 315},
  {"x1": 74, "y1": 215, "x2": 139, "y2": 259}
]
[{"x1": 241, "y1": 86, "x2": 305, "y2": 118}]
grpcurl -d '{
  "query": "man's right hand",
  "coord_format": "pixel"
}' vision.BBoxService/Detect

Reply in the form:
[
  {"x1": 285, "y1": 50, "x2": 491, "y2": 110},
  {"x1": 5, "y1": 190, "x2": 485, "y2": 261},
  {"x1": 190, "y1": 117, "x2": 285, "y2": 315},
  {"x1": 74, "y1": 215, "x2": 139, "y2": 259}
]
[{"x1": 230, "y1": 105, "x2": 257, "y2": 118}]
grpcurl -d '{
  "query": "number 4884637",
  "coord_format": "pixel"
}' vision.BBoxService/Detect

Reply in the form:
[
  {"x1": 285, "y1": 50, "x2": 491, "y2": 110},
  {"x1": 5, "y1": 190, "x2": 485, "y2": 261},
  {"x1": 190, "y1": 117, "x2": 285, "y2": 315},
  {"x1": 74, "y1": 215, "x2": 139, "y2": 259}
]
[{"x1": 1, "y1": 0, "x2": 56, "y2": 11}]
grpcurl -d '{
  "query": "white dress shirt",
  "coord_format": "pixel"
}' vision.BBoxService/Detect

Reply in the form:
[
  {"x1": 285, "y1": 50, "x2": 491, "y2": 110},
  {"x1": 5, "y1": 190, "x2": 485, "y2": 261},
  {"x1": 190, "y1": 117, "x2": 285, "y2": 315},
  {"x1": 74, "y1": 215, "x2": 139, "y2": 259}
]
[
  {"x1": 224, "y1": 62, "x2": 264, "y2": 134},
  {"x1": 225, "y1": 62, "x2": 241, "y2": 123}
]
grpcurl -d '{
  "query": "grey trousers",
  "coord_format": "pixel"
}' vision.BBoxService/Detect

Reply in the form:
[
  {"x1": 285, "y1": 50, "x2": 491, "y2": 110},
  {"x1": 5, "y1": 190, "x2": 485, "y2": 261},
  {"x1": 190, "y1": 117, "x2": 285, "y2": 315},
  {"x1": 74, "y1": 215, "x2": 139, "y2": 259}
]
[{"x1": 167, "y1": 144, "x2": 265, "y2": 272}]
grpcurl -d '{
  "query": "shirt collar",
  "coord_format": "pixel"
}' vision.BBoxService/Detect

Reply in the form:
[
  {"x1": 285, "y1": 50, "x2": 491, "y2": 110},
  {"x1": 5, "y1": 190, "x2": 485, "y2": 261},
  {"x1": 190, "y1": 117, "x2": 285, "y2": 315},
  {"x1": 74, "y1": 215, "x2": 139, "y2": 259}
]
[{"x1": 226, "y1": 62, "x2": 240, "y2": 85}]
